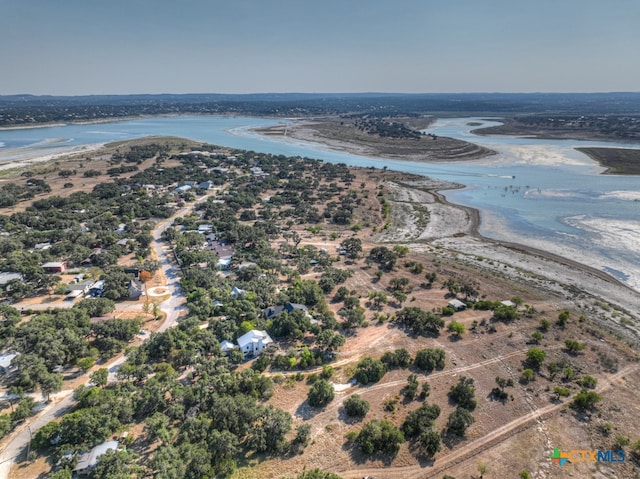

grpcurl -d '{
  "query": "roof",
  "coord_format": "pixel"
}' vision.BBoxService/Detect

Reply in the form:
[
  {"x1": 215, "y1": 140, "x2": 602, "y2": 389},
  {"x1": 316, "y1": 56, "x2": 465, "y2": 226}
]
[
  {"x1": 73, "y1": 440, "x2": 119, "y2": 472},
  {"x1": 0, "y1": 352, "x2": 19, "y2": 370},
  {"x1": 220, "y1": 340, "x2": 236, "y2": 352},
  {"x1": 42, "y1": 262, "x2": 66, "y2": 268},
  {"x1": 231, "y1": 286, "x2": 246, "y2": 296},
  {"x1": 448, "y1": 299, "x2": 466, "y2": 309},
  {"x1": 500, "y1": 300, "x2": 516, "y2": 307},
  {"x1": 0, "y1": 272, "x2": 23, "y2": 285},
  {"x1": 237, "y1": 330, "x2": 273, "y2": 349},
  {"x1": 90, "y1": 280, "x2": 106, "y2": 290},
  {"x1": 264, "y1": 302, "x2": 308, "y2": 318}
]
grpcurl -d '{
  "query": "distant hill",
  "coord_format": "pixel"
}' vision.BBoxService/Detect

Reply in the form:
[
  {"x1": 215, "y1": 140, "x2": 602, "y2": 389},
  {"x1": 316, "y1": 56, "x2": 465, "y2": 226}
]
[{"x1": 1, "y1": 92, "x2": 640, "y2": 127}]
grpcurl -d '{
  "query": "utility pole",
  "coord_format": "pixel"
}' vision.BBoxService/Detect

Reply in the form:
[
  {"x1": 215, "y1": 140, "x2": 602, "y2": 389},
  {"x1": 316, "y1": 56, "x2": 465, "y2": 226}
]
[{"x1": 25, "y1": 424, "x2": 33, "y2": 462}]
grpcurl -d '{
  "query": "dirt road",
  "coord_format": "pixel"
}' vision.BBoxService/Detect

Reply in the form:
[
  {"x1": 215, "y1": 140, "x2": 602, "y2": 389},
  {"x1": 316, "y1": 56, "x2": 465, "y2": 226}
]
[{"x1": 338, "y1": 364, "x2": 638, "y2": 479}]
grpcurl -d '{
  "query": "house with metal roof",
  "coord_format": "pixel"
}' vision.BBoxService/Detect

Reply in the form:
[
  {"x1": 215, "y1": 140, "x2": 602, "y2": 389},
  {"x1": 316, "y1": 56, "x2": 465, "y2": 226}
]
[
  {"x1": 73, "y1": 440, "x2": 119, "y2": 475},
  {"x1": 236, "y1": 330, "x2": 273, "y2": 358}
]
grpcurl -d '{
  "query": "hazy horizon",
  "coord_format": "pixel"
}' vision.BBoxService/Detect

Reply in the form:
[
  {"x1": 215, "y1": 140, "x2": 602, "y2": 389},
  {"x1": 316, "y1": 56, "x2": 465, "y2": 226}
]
[{"x1": 2, "y1": 0, "x2": 639, "y2": 96}]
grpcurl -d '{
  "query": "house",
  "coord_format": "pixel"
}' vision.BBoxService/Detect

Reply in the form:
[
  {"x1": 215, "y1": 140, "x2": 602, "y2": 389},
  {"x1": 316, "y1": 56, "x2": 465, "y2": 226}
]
[
  {"x1": 236, "y1": 262, "x2": 257, "y2": 271},
  {"x1": 0, "y1": 352, "x2": 19, "y2": 375},
  {"x1": 66, "y1": 280, "x2": 93, "y2": 294},
  {"x1": 500, "y1": 300, "x2": 516, "y2": 308},
  {"x1": 448, "y1": 299, "x2": 466, "y2": 311},
  {"x1": 65, "y1": 290, "x2": 84, "y2": 301},
  {"x1": 218, "y1": 258, "x2": 232, "y2": 270},
  {"x1": 128, "y1": 279, "x2": 144, "y2": 300},
  {"x1": 231, "y1": 286, "x2": 246, "y2": 298},
  {"x1": 263, "y1": 302, "x2": 308, "y2": 319},
  {"x1": 34, "y1": 242, "x2": 52, "y2": 251},
  {"x1": 198, "y1": 180, "x2": 214, "y2": 190},
  {"x1": 73, "y1": 441, "x2": 119, "y2": 476},
  {"x1": 0, "y1": 272, "x2": 23, "y2": 286},
  {"x1": 42, "y1": 261, "x2": 67, "y2": 273},
  {"x1": 89, "y1": 280, "x2": 106, "y2": 297},
  {"x1": 197, "y1": 224, "x2": 213, "y2": 234},
  {"x1": 236, "y1": 330, "x2": 273, "y2": 357},
  {"x1": 220, "y1": 340, "x2": 236, "y2": 354}
]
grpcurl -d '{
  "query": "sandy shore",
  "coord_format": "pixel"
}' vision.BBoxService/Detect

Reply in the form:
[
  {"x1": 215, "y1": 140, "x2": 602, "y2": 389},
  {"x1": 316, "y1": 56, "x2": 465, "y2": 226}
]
[
  {"x1": 0, "y1": 142, "x2": 106, "y2": 171},
  {"x1": 375, "y1": 178, "x2": 640, "y2": 343}
]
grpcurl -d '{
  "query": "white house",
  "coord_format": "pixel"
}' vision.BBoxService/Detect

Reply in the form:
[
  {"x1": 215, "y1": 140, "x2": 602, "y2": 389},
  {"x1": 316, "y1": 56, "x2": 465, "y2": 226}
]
[
  {"x1": 220, "y1": 340, "x2": 236, "y2": 354},
  {"x1": 73, "y1": 440, "x2": 119, "y2": 475},
  {"x1": 236, "y1": 330, "x2": 273, "y2": 357}
]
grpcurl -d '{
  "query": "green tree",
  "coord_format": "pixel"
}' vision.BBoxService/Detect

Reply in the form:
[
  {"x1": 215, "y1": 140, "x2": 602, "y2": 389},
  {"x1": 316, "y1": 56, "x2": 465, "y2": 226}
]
[
  {"x1": 308, "y1": 379, "x2": 335, "y2": 407},
  {"x1": 354, "y1": 357, "x2": 387, "y2": 384},
  {"x1": 446, "y1": 407, "x2": 475, "y2": 436},
  {"x1": 357, "y1": 419, "x2": 404, "y2": 455},
  {"x1": 246, "y1": 405, "x2": 292, "y2": 453},
  {"x1": 368, "y1": 291, "x2": 388, "y2": 309},
  {"x1": 402, "y1": 402, "x2": 441, "y2": 437},
  {"x1": 414, "y1": 348, "x2": 446, "y2": 372},
  {"x1": 340, "y1": 237, "x2": 363, "y2": 260},
  {"x1": 520, "y1": 368, "x2": 535, "y2": 382},
  {"x1": 447, "y1": 320, "x2": 466, "y2": 336},
  {"x1": 448, "y1": 376, "x2": 476, "y2": 410},
  {"x1": 525, "y1": 348, "x2": 546, "y2": 369},
  {"x1": 417, "y1": 429, "x2": 441, "y2": 457},
  {"x1": 572, "y1": 389, "x2": 602, "y2": 411},
  {"x1": 40, "y1": 372, "x2": 63, "y2": 402},
  {"x1": 92, "y1": 449, "x2": 140, "y2": 479},
  {"x1": 90, "y1": 368, "x2": 109, "y2": 387},
  {"x1": 343, "y1": 394, "x2": 370, "y2": 418}
]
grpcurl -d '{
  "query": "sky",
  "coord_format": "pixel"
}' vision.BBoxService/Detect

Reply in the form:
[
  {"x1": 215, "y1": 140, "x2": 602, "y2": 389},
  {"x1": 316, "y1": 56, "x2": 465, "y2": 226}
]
[{"x1": 1, "y1": 0, "x2": 639, "y2": 95}]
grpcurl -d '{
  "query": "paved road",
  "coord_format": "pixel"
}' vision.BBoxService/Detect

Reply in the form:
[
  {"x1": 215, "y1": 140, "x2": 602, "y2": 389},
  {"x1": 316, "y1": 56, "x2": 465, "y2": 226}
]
[{"x1": 0, "y1": 198, "x2": 207, "y2": 479}]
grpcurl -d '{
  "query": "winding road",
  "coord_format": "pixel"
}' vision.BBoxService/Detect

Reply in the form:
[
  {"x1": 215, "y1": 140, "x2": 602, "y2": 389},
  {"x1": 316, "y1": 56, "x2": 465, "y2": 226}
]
[{"x1": 0, "y1": 197, "x2": 205, "y2": 479}]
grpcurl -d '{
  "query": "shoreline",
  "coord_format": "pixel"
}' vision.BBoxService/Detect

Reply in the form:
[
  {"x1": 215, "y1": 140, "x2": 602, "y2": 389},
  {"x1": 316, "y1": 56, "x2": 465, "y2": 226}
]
[
  {"x1": 251, "y1": 120, "x2": 640, "y2": 299},
  {"x1": 370, "y1": 177, "x2": 640, "y2": 340},
  {"x1": 0, "y1": 142, "x2": 106, "y2": 171}
]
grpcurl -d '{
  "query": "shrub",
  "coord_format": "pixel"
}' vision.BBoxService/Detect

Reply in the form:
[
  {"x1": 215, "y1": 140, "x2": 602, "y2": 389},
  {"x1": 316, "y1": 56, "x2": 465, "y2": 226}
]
[
  {"x1": 572, "y1": 389, "x2": 601, "y2": 411},
  {"x1": 578, "y1": 375, "x2": 597, "y2": 389},
  {"x1": 343, "y1": 395, "x2": 370, "y2": 418},
  {"x1": 521, "y1": 368, "x2": 535, "y2": 382},
  {"x1": 564, "y1": 339, "x2": 586, "y2": 354},
  {"x1": 525, "y1": 348, "x2": 546, "y2": 369}
]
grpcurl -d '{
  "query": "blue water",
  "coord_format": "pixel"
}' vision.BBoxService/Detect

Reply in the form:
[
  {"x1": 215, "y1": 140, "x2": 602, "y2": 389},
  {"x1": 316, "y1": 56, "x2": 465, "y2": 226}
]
[{"x1": 1, "y1": 116, "x2": 640, "y2": 290}]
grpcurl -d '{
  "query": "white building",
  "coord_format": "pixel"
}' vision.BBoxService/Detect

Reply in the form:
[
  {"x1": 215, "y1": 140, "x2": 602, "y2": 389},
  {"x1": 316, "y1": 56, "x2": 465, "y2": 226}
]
[
  {"x1": 236, "y1": 330, "x2": 273, "y2": 357},
  {"x1": 73, "y1": 440, "x2": 119, "y2": 475}
]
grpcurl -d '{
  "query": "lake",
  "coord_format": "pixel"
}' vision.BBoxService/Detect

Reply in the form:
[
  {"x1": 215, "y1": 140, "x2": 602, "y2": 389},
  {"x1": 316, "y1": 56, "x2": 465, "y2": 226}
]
[{"x1": 1, "y1": 115, "x2": 639, "y2": 291}]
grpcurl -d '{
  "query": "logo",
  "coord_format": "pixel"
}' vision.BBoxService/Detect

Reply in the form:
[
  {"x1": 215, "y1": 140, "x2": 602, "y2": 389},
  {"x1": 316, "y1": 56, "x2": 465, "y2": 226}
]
[
  {"x1": 549, "y1": 448, "x2": 569, "y2": 466},
  {"x1": 549, "y1": 447, "x2": 625, "y2": 466}
]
